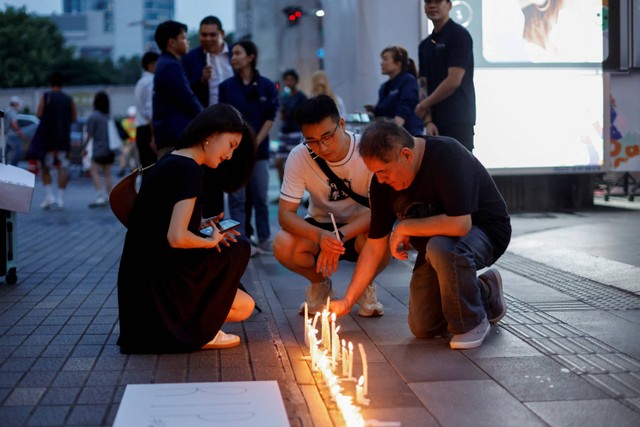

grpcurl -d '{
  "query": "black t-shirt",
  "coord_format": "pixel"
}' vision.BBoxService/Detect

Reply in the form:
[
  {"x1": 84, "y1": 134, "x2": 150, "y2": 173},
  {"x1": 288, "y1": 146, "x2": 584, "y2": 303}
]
[
  {"x1": 418, "y1": 19, "x2": 476, "y2": 127},
  {"x1": 369, "y1": 136, "x2": 511, "y2": 265}
]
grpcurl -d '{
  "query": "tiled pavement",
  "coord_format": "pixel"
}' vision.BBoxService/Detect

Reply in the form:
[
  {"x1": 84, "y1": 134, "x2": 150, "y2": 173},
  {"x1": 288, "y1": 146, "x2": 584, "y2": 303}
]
[{"x1": 1, "y1": 167, "x2": 640, "y2": 427}]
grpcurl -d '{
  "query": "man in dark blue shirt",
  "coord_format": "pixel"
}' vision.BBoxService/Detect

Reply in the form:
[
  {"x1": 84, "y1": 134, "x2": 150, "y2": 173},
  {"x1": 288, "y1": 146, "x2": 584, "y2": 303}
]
[
  {"x1": 416, "y1": 0, "x2": 476, "y2": 151},
  {"x1": 152, "y1": 20, "x2": 204, "y2": 158}
]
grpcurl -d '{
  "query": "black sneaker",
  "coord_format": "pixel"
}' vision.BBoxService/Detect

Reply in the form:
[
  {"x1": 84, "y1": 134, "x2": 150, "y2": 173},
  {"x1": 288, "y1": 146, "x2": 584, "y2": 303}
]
[{"x1": 479, "y1": 269, "x2": 506, "y2": 323}]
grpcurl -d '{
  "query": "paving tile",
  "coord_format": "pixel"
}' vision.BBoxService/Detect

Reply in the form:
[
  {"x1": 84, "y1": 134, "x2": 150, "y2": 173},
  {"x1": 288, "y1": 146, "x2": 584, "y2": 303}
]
[
  {"x1": 363, "y1": 407, "x2": 439, "y2": 427},
  {"x1": 526, "y1": 399, "x2": 640, "y2": 427},
  {"x1": 27, "y1": 405, "x2": 71, "y2": 426},
  {"x1": 188, "y1": 352, "x2": 218, "y2": 370},
  {"x1": 476, "y1": 355, "x2": 609, "y2": 401},
  {"x1": 220, "y1": 366, "x2": 252, "y2": 382},
  {"x1": 77, "y1": 334, "x2": 109, "y2": 346},
  {"x1": 40, "y1": 387, "x2": 81, "y2": 405},
  {"x1": 248, "y1": 341, "x2": 282, "y2": 367},
  {"x1": 157, "y1": 353, "x2": 188, "y2": 371},
  {"x1": 52, "y1": 371, "x2": 89, "y2": 388},
  {"x1": 62, "y1": 357, "x2": 96, "y2": 371},
  {"x1": 85, "y1": 371, "x2": 121, "y2": 387},
  {"x1": 11, "y1": 345, "x2": 45, "y2": 359},
  {"x1": 50, "y1": 334, "x2": 81, "y2": 346},
  {"x1": 66, "y1": 404, "x2": 108, "y2": 426},
  {"x1": 360, "y1": 362, "x2": 424, "y2": 409},
  {"x1": 253, "y1": 365, "x2": 288, "y2": 381},
  {"x1": 92, "y1": 356, "x2": 127, "y2": 371},
  {"x1": 412, "y1": 379, "x2": 546, "y2": 427},
  {"x1": 380, "y1": 343, "x2": 489, "y2": 382},
  {"x1": 1, "y1": 357, "x2": 35, "y2": 372},
  {"x1": 77, "y1": 386, "x2": 115, "y2": 405},
  {"x1": 5, "y1": 388, "x2": 46, "y2": 406},
  {"x1": 118, "y1": 369, "x2": 154, "y2": 384},
  {"x1": 0, "y1": 406, "x2": 32, "y2": 427},
  {"x1": 154, "y1": 369, "x2": 187, "y2": 383},
  {"x1": 549, "y1": 310, "x2": 640, "y2": 358},
  {"x1": 0, "y1": 388, "x2": 10, "y2": 403},
  {"x1": 41, "y1": 344, "x2": 73, "y2": 358},
  {"x1": 124, "y1": 354, "x2": 157, "y2": 370},
  {"x1": 17, "y1": 371, "x2": 56, "y2": 388},
  {"x1": 462, "y1": 327, "x2": 543, "y2": 359}
]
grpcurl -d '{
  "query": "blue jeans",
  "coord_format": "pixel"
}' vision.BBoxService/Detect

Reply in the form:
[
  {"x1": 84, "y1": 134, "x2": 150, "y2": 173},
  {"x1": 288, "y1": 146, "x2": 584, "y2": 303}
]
[
  {"x1": 3, "y1": 134, "x2": 22, "y2": 166},
  {"x1": 228, "y1": 159, "x2": 270, "y2": 242},
  {"x1": 408, "y1": 226, "x2": 494, "y2": 337}
]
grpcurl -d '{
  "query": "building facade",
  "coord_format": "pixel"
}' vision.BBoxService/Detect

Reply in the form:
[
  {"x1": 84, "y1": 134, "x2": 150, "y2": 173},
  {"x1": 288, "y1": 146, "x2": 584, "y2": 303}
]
[{"x1": 52, "y1": 0, "x2": 173, "y2": 61}]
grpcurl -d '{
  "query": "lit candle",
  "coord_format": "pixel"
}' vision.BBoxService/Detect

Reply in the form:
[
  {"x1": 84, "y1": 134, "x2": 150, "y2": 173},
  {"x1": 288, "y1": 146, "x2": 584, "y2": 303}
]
[
  {"x1": 358, "y1": 343, "x2": 368, "y2": 396},
  {"x1": 321, "y1": 309, "x2": 330, "y2": 351},
  {"x1": 206, "y1": 52, "x2": 212, "y2": 66},
  {"x1": 312, "y1": 311, "x2": 320, "y2": 331},
  {"x1": 304, "y1": 302, "x2": 309, "y2": 346},
  {"x1": 308, "y1": 328, "x2": 317, "y2": 370},
  {"x1": 348, "y1": 341, "x2": 354, "y2": 379},
  {"x1": 341, "y1": 339, "x2": 348, "y2": 377},
  {"x1": 356, "y1": 375, "x2": 370, "y2": 406},
  {"x1": 332, "y1": 318, "x2": 340, "y2": 370}
]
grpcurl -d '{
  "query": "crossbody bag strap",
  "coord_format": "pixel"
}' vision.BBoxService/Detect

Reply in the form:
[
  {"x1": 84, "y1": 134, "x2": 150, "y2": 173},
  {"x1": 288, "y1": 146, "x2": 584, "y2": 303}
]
[{"x1": 307, "y1": 146, "x2": 370, "y2": 208}]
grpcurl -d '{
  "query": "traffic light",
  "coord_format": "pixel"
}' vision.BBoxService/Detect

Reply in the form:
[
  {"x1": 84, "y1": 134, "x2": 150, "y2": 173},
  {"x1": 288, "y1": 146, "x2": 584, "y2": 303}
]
[{"x1": 283, "y1": 6, "x2": 303, "y2": 26}]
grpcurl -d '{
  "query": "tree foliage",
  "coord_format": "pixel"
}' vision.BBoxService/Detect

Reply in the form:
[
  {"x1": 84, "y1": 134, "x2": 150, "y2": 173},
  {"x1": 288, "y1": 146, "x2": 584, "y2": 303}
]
[
  {"x1": 0, "y1": 6, "x2": 143, "y2": 88},
  {"x1": 0, "y1": 6, "x2": 73, "y2": 87}
]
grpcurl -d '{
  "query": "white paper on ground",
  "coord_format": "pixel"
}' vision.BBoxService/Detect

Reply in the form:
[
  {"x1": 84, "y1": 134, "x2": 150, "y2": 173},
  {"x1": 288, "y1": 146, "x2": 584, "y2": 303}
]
[{"x1": 113, "y1": 381, "x2": 290, "y2": 427}]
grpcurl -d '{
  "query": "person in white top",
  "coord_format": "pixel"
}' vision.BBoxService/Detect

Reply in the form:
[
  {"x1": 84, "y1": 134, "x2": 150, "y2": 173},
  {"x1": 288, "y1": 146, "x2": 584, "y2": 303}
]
[
  {"x1": 274, "y1": 95, "x2": 389, "y2": 316},
  {"x1": 133, "y1": 51, "x2": 159, "y2": 170}
]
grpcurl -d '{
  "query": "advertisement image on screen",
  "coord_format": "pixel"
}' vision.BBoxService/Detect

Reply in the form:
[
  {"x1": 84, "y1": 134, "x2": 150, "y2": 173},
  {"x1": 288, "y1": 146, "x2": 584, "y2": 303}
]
[{"x1": 447, "y1": 0, "x2": 605, "y2": 174}]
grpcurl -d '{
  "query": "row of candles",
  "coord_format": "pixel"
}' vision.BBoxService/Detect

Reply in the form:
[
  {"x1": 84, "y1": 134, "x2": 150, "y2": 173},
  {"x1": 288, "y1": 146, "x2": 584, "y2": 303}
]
[{"x1": 303, "y1": 299, "x2": 369, "y2": 426}]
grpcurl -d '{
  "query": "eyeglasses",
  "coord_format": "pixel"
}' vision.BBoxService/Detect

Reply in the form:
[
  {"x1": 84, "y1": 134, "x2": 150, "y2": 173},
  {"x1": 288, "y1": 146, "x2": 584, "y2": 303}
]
[{"x1": 303, "y1": 122, "x2": 339, "y2": 150}]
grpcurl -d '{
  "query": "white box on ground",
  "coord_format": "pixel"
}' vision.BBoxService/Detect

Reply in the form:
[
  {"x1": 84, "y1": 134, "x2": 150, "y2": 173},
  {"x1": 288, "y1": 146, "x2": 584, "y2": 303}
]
[
  {"x1": 0, "y1": 164, "x2": 35, "y2": 213},
  {"x1": 113, "y1": 381, "x2": 290, "y2": 427}
]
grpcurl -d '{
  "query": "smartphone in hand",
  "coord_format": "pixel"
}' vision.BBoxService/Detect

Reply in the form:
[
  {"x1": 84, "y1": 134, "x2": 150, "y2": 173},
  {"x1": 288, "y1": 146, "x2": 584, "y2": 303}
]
[{"x1": 216, "y1": 219, "x2": 240, "y2": 233}]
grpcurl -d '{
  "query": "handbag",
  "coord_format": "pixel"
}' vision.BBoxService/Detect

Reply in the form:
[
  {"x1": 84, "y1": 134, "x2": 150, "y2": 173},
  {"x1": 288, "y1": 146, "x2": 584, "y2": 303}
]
[
  {"x1": 109, "y1": 163, "x2": 154, "y2": 228},
  {"x1": 108, "y1": 119, "x2": 122, "y2": 152},
  {"x1": 306, "y1": 146, "x2": 370, "y2": 208}
]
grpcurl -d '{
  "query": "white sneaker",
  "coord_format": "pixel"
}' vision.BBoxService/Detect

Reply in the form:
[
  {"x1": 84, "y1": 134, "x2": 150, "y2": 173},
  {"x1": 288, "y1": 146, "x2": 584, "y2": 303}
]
[
  {"x1": 299, "y1": 279, "x2": 335, "y2": 315},
  {"x1": 56, "y1": 197, "x2": 64, "y2": 209},
  {"x1": 249, "y1": 245, "x2": 258, "y2": 257},
  {"x1": 256, "y1": 239, "x2": 274, "y2": 254},
  {"x1": 450, "y1": 317, "x2": 490, "y2": 350},
  {"x1": 202, "y1": 330, "x2": 241, "y2": 349},
  {"x1": 356, "y1": 284, "x2": 384, "y2": 317},
  {"x1": 40, "y1": 195, "x2": 55, "y2": 209},
  {"x1": 89, "y1": 196, "x2": 107, "y2": 208}
]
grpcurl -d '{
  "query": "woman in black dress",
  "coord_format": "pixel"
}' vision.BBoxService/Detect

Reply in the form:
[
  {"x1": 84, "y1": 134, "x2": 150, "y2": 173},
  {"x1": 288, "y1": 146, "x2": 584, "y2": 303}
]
[{"x1": 117, "y1": 104, "x2": 256, "y2": 354}]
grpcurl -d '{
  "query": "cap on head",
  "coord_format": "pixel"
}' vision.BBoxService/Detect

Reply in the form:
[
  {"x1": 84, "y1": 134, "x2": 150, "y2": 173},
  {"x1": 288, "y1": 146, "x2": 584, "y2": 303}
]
[
  {"x1": 10, "y1": 96, "x2": 22, "y2": 106},
  {"x1": 127, "y1": 106, "x2": 137, "y2": 117}
]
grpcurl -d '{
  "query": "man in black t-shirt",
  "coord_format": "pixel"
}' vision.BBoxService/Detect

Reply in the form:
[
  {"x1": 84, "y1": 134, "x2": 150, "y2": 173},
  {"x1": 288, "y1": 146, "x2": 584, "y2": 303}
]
[
  {"x1": 329, "y1": 120, "x2": 511, "y2": 350},
  {"x1": 415, "y1": 0, "x2": 476, "y2": 151}
]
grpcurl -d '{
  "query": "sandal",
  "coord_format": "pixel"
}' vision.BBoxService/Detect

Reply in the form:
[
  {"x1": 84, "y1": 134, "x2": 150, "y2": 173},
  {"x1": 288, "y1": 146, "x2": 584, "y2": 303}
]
[{"x1": 202, "y1": 330, "x2": 241, "y2": 349}]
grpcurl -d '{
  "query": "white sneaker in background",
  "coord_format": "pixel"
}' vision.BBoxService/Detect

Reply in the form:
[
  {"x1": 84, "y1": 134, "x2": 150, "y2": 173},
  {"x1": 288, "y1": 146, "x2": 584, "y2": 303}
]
[
  {"x1": 356, "y1": 284, "x2": 384, "y2": 317},
  {"x1": 89, "y1": 196, "x2": 107, "y2": 208},
  {"x1": 299, "y1": 279, "x2": 335, "y2": 315},
  {"x1": 40, "y1": 195, "x2": 56, "y2": 210}
]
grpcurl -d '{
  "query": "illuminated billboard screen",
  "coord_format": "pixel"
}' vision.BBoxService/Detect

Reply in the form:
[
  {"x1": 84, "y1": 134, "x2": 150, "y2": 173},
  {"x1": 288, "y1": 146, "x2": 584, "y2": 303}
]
[{"x1": 447, "y1": 0, "x2": 605, "y2": 174}]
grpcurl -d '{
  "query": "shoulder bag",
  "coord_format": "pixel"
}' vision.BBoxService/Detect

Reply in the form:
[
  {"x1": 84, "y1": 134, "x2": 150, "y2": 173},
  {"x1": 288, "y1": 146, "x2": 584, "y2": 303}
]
[
  {"x1": 109, "y1": 163, "x2": 154, "y2": 228},
  {"x1": 306, "y1": 146, "x2": 369, "y2": 208}
]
